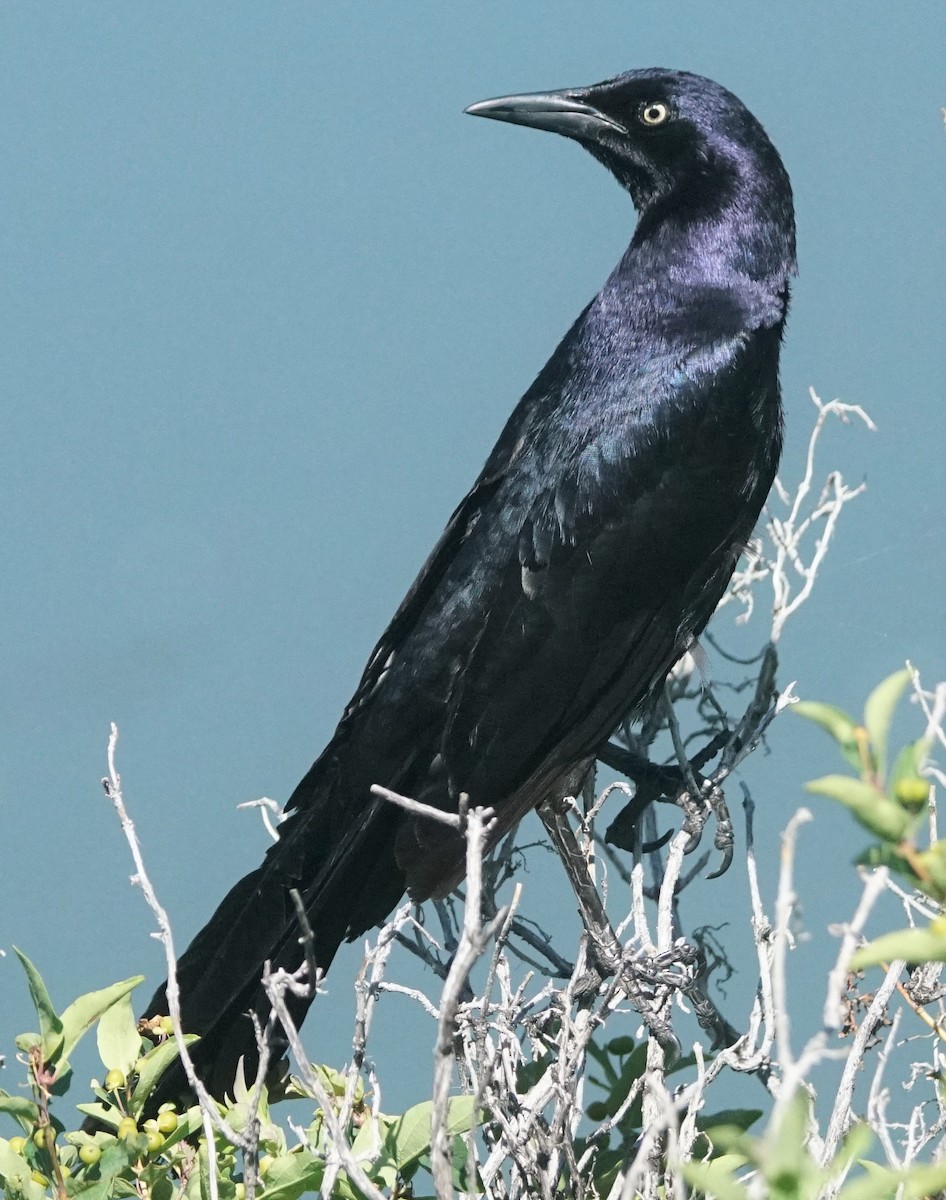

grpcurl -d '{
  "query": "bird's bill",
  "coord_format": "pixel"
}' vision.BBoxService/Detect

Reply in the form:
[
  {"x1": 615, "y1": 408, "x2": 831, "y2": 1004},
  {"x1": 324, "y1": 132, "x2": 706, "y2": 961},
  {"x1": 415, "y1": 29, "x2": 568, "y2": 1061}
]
[{"x1": 464, "y1": 89, "x2": 625, "y2": 141}]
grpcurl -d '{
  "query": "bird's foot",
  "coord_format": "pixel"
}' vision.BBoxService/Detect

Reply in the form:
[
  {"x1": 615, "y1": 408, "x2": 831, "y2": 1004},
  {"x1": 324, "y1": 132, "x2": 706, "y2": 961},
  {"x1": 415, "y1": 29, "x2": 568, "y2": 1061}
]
[{"x1": 601, "y1": 731, "x2": 735, "y2": 877}]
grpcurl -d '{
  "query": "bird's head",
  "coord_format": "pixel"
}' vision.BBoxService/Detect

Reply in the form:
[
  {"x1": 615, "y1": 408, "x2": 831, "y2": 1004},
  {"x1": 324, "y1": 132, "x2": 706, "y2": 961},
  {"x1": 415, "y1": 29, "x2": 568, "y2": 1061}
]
[{"x1": 466, "y1": 68, "x2": 796, "y2": 275}]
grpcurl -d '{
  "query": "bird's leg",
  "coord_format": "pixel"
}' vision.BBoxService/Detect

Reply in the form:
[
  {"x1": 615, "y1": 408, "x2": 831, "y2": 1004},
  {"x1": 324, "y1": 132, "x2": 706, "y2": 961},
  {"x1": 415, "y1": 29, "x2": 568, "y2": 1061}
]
[
  {"x1": 601, "y1": 730, "x2": 730, "y2": 855},
  {"x1": 538, "y1": 786, "x2": 684, "y2": 1056},
  {"x1": 662, "y1": 681, "x2": 735, "y2": 870},
  {"x1": 538, "y1": 788, "x2": 622, "y2": 978},
  {"x1": 597, "y1": 741, "x2": 689, "y2": 795}
]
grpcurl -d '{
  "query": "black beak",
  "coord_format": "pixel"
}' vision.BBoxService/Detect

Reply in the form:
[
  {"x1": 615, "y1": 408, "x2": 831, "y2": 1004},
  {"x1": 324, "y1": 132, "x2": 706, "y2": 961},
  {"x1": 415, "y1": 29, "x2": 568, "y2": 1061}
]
[{"x1": 464, "y1": 89, "x2": 626, "y2": 142}]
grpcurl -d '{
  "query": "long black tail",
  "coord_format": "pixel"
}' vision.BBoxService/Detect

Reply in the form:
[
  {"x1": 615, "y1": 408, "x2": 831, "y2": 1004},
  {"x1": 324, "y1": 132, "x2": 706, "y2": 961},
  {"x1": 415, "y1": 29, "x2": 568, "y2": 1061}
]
[{"x1": 141, "y1": 758, "x2": 408, "y2": 1106}]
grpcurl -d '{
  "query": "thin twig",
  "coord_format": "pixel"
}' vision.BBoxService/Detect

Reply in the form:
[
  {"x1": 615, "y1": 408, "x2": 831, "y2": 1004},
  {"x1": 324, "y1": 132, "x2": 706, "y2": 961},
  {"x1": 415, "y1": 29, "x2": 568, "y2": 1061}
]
[{"x1": 102, "y1": 723, "x2": 249, "y2": 1174}]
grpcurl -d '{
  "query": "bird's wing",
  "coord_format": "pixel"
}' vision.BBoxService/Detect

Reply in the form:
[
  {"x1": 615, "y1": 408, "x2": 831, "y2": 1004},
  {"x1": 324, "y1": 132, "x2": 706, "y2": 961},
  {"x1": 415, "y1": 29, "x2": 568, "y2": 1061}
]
[
  {"x1": 316, "y1": 301, "x2": 602, "y2": 758},
  {"x1": 285, "y1": 321, "x2": 779, "y2": 904},
  {"x1": 388, "y1": 326, "x2": 781, "y2": 895}
]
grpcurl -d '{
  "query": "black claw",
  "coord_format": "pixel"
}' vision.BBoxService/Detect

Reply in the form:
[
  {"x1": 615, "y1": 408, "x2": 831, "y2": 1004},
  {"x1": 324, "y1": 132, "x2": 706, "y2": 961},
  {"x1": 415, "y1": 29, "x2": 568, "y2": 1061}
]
[
  {"x1": 683, "y1": 828, "x2": 703, "y2": 856},
  {"x1": 641, "y1": 828, "x2": 675, "y2": 854},
  {"x1": 652, "y1": 1023, "x2": 682, "y2": 1062},
  {"x1": 707, "y1": 843, "x2": 734, "y2": 880}
]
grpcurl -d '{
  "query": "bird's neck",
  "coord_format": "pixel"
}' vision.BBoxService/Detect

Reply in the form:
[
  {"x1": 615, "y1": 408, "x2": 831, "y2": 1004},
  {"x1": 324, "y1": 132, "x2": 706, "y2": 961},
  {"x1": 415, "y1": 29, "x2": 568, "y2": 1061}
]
[
  {"x1": 612, "y1": 194, "x2": 792, "y2": 333},
  {"x1": 621, "y1": 172, "x2": 796, "y2": 331}
]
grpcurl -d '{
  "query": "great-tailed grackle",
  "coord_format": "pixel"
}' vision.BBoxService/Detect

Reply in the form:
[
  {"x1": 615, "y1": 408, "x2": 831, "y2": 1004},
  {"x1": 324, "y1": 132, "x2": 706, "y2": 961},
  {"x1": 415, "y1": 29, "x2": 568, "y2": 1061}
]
[{"x1": 143, "y1": 68, "x2": 796, "y2": 1098}]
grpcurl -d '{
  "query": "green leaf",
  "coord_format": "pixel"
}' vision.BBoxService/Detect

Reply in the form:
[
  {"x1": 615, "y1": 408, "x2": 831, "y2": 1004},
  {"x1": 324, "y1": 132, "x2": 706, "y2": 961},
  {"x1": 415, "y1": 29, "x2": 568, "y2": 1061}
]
[
  {"x1": 385, "y1": 1097, "x2": 477, "y2": 1173},
  {"x1": 851, "y1": 924, "x2": 946, "y2": 969},
  {"x1": 589, "y1": 1148, "x2": 624, "y2": 1196},
  {"x1": 806, "y1": 775, "x2": 912, "y2": 842},
  {"x1": 889, "y1": 738, "x2": 931, "y2": 797},
  {"x1": 12, "y1": 947, "x2": 64, "y2": 1062},
  {"x1": 182, "y1": 1148, "x2": 203, "y2": 1200},
  {"x1": 449, "y1": 1137, "x2": 477, "y2": 1193},
  {"x1": 856, "y1": 843, "x2": 917, "y2": 880},
  {"x1": 409, "y1": 1142, "x2": 478, "y2": 1193},
  {"x1": 75, "y1": 1102, "x2": 117, "y2": 1128},
  {"x1": 681, "y1": 1153, "x2": 750, "y2": 1200},
  {"x1": 95, "y1": 993, "x2": 143, "y2": 1076},
  {"x1": 515, "y1": 1056, "x2": 551, "y2": 1092},
  {"x1": 328, "y1": 1174, "x2": 361, "y2": 1200},
  {"x1": 311, "y1": 1064, "x2": 347, "y2": 1098},
  {"x1": 0, "y1": 1091, "x2": 41, "y2": 1129},
  {"x1": 49, "y1": 1065, "x2": 74, "y2": 1098},
  {"x1": 899, "y1": 1160, "x2": 946, "y2": 1200},
  {"x1": 589, "y1": 1045, "x2": 647, "y2": 1124},
  {"x1": 829, "y1": 1122, "x2": 873, "y2": 1173},
  {"x1": 585, "y1": 1040, "x2": 619, "y2": 1085},
  {"x1": 197, "y1": 1137, "x2": 215, "y2": 1200},
  {"x1": 864, "y1": 668, "x2": 911, "y2": 782},
  {"x1": 836, "y1": 1168, "x2": 908, "y2": 1200},
  {"x1": 693, "y1": 1124, "x2": 752, "y2": 1157},
  {"x1": 792, "y1": 701, "x2": 863, "y2": 771},
  {"x1": 0, "y1": 1139, "x2": 47, "y2": 1200},
  {"x1": 698, "y1": 1109, "x2": 763, "y2": 1135},
  {"x1": 348, "y1": 1113, "x2": 388, "y2": 1157},
  {"x1": 59, "y1": 976, "x2": 143, "y2": 1068},
  {"x1": 350, "y1": 1114, "x2": 395, "y2": 1186},
  {"x1": 913, "y1": 840, "x2": 946, "y2": 903},
  {"x1": 151, "y1": 1176, "x2": 176, "y2": 1200},
  {"x1": 839, "y1": 1158, "x2": 946, "y2": 1200},
  {"x1": 128, "y1": 1033, "x2": 199, "y2": 1115},
  {"x1": 758, "y1": 1090, "x2": 823, "y2": 1198},
  {"x1": 257, "y1": 1149, "x2": 325, "y2": 1200},
  {"x1": 224, "y1": 1077, "x2": 285, "y2": 1151}
]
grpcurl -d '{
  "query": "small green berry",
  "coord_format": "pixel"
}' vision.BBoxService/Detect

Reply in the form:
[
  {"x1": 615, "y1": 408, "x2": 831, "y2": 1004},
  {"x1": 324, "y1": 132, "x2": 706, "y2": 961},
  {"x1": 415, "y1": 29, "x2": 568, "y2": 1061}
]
[
  {"x1": 59, "y1": 1164, "x2": 72, "y2": 1179},
  {"x1": 156, "y1": 1110, "x2": 179, "y2": 1135},
  {"x1": 143, "y1": 1119, "x2": 159, "y2": 1134},
  {"x1": 117, "y1": 1116, "x2": 138, "y2": 1140},
  {"x1": 234, "y1": 1184, "x2": 246, "y2": 1200},
  {"x1": 159, "y1": 1016, "x2": 175, "y2": 1036},
  {"x1": 145, "y1": 1131, "x2": 164, "y2": 1155},
  {"x1": 32, "y1": 1126, "x2": 49, "y2": 1149},
  {"x1": 31, "y1": 1170, "x2": 49, "y2": 1186},
  {"x1": 104, "y1": 1068, "x2": 126, "y2": 1091},
  {"x1": 259, "y1": 1155, "x2": 275, "y2": 1177},
  {"x1": 896, "y1": 777, "x2": 930, "y2": 810},
  {"x1": 8, "y1": 1136, "x2": 26, "y2": 1155},
  {"x1": 78, "y1": 1144, "x2": 102, "y2": 1166}
]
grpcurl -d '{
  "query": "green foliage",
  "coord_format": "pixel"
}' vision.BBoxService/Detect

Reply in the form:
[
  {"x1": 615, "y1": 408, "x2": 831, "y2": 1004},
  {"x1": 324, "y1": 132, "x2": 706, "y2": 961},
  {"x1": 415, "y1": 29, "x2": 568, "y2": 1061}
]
[
  {"x1": 670, "y1": 669, "x2": 946, "y2": 1200},
  {"x1": 0, "y1": 956, "x2": 775, "y2": 1198},
  {"x1": 571, "y1": 1035, "x2": 763, "y2": 1196},
  {"x1": 795, "y1": 667, "x2": 942, "y2": 967},
  {"x1": 0, "y1": 952, "x2": 479, "y2": 1198},
  {"x1": 682, "y1": 1091, "x2": 946, "y2": 1200}
]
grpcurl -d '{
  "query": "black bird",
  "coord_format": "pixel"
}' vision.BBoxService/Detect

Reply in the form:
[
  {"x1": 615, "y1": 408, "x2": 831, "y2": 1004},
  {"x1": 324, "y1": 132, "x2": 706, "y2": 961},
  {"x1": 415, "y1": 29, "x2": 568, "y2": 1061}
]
[{"x1": 144, "y1": 68, "x2": 796, "y2": 1098}]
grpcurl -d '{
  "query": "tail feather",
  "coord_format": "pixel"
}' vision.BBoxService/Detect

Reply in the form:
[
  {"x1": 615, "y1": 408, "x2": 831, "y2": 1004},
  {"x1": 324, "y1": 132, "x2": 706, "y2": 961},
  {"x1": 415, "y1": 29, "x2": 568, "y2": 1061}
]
[{"x1": 141, "y1": 765, "x2": 407, "y2": 1105}]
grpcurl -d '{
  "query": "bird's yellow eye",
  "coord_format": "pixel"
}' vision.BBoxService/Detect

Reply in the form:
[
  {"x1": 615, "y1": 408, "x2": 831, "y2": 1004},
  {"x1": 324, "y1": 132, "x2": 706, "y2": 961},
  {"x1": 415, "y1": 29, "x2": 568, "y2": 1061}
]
[{"x1": 639, "y1": 101, "x2": 671, "y2": 127}]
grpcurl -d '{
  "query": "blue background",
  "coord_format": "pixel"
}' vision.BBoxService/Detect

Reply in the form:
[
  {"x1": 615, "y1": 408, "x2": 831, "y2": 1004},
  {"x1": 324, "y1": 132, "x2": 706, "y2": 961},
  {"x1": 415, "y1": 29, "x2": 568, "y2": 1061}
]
[{"x1": 1, "y1": 4, "x2": 944, "y2": 1114}]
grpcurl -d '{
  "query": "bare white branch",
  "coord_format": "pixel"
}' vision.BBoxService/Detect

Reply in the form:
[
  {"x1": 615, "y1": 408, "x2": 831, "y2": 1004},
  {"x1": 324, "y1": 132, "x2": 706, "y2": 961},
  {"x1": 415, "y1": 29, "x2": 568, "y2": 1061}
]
[{"x1": 101, "y1": 722, "x2": 252, "y2": 1179}]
